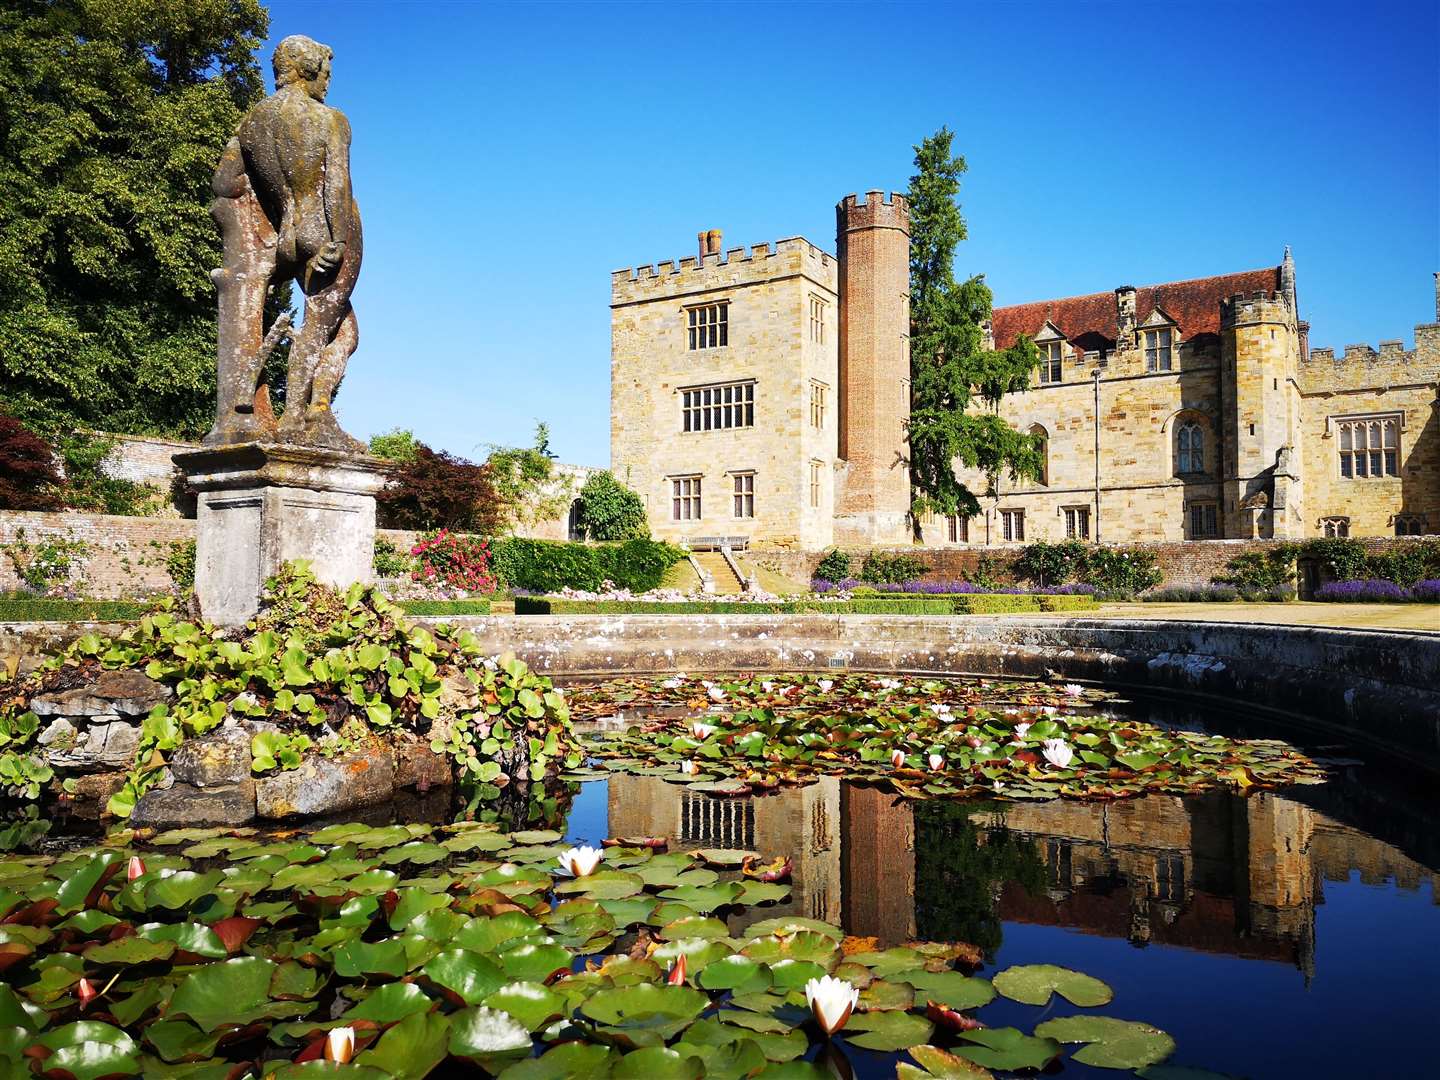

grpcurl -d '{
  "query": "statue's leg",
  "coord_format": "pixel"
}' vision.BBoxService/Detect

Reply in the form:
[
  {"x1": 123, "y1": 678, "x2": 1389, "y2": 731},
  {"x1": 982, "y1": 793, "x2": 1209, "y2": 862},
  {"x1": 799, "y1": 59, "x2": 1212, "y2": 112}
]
[
  {"x1": 313, "y1": 304, "x2": 357, "y2": 407},
  {"x1": 279, "y1": 263, "x2": 360, "y2": 450},
  {"x1": 209, "y1": 188, "x2": 278, "y2": 444}
]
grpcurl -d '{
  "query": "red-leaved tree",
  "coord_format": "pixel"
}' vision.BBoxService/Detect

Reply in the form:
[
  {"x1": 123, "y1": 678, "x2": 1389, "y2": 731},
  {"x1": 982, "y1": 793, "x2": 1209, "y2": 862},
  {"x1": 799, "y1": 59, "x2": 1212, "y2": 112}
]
[
  {"x1": 377, "y1": 445, "x2": 502, "y2": 534},
  {"x1": 0, "y1": 413, "x2": 63, "y2": 511}
]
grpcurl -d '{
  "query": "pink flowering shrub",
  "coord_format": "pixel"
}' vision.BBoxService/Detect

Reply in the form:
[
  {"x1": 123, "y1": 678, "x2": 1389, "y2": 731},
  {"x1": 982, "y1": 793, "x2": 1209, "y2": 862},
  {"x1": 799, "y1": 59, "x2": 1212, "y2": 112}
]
[{"x1": 411, "y1": 529, "x2": 495, "y2": 593}]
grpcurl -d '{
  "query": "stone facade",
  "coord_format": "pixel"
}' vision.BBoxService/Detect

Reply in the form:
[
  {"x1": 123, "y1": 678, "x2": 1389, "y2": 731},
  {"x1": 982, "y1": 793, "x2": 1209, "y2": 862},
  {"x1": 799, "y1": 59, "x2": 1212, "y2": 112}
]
[
  {"x1": 611, "y1": 193, "x2": 909, "y2": 550},
  {"x1": 958, "y1": 256, "x2": 1440, "y2": 545},
  {"x1": 612, "y1": 199, "x2": 1438, "y2": 548}
]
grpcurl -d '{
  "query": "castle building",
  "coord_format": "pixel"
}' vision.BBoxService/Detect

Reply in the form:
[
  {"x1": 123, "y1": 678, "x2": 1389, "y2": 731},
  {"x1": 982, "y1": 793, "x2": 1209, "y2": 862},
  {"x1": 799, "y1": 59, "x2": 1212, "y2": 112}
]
[{"x1": 610, "y1": 194, "x2": 1439, "y2": 550}]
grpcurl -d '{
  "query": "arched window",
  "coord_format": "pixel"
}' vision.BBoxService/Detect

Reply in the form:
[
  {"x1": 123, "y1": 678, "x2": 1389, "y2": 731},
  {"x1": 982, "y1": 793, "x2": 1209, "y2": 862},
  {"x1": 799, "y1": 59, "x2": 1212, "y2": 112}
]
[
  {"x1": 1177, "y1": 422, "x2": 1204, "y2": 475},
  {"x1": 1030, "y1": 424, "x2": 1049, "y2": 487}
]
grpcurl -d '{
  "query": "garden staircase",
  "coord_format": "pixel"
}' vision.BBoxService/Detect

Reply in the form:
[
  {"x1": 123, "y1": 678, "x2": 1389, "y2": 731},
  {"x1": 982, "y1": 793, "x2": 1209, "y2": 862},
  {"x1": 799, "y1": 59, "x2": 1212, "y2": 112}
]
[{"x1": 691, "y1": 551, "x2": 745, "y2": 595}]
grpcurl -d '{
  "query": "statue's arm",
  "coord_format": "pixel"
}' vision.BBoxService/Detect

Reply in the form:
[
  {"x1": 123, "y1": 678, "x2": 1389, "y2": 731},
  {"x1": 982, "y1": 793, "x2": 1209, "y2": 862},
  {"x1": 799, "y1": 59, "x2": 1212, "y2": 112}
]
[
  {"x1": 323, "y1": 111, "x2": 356, "y2": 245},
  {"x1": 212, "y1": 136, "x2": 247, "y2": 199}
]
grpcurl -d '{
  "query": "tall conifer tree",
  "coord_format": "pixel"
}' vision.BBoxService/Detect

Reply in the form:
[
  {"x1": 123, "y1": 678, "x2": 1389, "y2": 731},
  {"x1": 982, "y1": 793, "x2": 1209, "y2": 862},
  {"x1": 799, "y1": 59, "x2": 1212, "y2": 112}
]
[{"x1": 906, "y1": 127, "x2": 1042, "y2": 526}]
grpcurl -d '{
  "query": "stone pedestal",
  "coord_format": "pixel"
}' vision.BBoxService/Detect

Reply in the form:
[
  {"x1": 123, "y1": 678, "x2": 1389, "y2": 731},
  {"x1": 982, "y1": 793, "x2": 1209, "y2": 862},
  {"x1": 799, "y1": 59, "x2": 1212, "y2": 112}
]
[{"x1": 173, "y1": 442, "x2": 390, "y2": 626}]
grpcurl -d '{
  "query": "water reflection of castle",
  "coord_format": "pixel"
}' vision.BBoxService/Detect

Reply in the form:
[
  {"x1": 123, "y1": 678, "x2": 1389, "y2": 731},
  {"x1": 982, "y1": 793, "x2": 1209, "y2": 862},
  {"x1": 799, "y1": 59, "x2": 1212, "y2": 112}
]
[{"x1": 607, "y1": 776, "x2": 1438, "y2": 974}]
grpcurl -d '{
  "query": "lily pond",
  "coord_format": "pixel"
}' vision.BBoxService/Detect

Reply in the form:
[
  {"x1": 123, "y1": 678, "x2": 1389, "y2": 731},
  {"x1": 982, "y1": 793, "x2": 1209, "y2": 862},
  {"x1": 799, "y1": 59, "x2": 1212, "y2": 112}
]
[{"x1": 2, "y1": 673, "x2": 1436, "y2": 1080}]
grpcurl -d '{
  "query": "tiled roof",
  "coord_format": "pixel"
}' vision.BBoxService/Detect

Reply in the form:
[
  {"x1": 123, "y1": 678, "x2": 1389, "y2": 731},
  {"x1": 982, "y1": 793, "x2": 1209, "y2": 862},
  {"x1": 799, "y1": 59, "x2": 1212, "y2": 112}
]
[{"x1": 990, "y1": 267, "x2": 1282, "y2": 351}]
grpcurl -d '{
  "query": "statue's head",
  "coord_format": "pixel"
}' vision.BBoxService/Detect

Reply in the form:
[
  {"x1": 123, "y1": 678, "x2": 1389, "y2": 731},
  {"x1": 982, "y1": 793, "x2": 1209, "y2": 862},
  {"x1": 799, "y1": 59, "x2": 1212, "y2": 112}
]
[{"x1": 273, "y1": 35, "x2": 333, "y2": 101}]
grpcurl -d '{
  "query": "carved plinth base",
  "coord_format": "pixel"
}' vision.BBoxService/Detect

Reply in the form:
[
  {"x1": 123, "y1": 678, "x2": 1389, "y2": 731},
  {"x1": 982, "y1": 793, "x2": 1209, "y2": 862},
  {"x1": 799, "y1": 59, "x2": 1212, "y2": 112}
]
[{"x1": 174, "y1": 443, "x2": 391, "y2": 626}]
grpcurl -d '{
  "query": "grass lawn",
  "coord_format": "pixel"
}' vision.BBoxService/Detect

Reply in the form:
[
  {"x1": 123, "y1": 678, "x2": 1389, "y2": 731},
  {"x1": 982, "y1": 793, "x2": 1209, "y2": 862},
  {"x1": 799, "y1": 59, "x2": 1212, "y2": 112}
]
[{"x1": 1082, "y1": 601, "x2": 1440, "y2": 632}]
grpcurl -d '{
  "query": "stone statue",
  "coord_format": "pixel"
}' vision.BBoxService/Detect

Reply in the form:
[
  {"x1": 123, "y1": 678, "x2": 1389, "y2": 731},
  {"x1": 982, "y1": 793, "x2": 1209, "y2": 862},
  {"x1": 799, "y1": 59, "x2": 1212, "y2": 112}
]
[{"x1": 207, "y1": 34, "x2": 363, "y2": 451}]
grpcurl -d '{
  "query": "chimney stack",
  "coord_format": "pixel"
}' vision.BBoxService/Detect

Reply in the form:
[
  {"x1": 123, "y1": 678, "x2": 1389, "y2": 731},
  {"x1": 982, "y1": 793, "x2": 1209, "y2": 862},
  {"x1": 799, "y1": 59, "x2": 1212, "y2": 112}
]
[
  {"x1": 698, "y1": 229, "x2": 723, "y2": 260},
  {"x1": 1115, "y1": 285, "x2": 1138, "y2": 348}
]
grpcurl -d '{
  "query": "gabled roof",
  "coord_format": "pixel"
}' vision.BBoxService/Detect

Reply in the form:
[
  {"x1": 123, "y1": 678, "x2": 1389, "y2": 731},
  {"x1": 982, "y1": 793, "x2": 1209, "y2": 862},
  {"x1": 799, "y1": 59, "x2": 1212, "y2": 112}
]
[{"x1": 990, "y1": 267, "x2": 1282, "y2": 351}]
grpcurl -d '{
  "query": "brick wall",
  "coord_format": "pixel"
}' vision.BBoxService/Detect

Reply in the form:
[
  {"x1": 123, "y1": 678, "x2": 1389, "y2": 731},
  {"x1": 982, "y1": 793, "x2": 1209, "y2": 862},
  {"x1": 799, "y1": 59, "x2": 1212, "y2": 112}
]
[{"x1": 0, "y1": 511, "x2": 195, "y2": 596}]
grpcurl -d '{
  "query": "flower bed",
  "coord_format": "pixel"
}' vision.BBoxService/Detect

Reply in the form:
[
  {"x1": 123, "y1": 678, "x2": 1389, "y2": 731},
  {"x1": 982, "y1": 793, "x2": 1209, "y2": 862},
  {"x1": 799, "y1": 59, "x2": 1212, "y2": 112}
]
[{"x1": 1314, "y1": 578, "x2": 1440, "y2": 603}]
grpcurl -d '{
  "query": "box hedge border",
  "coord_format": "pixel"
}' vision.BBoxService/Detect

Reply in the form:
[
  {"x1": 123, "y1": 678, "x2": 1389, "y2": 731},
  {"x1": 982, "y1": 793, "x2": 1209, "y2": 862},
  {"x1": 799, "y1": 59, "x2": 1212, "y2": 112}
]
[
  {"x1": 0, "y1": 598, "x2": 492, "y2": 623},
  {"x1": 513, "y1": 594, "x2": 1095, "y2": 615}
]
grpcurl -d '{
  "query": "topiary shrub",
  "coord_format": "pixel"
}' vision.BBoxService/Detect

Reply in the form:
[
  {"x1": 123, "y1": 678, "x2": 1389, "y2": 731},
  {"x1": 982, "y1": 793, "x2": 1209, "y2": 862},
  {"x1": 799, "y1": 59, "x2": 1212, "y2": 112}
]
[{"x1": 575, "y1": 471, "x2": 648, "y2": 541}]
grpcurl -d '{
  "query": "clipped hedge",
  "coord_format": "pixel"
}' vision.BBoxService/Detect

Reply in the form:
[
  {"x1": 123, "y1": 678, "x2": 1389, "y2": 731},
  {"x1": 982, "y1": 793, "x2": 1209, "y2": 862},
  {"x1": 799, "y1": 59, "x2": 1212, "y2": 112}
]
[
  {"x1": 0, "y1": 598, "x2": 146, "y2": 622},
  {"x1": 514, "y1": 594, "x2": 1095, "y2": 615},
  {"x1": 398, "y1": 598, "x2": 493, "y2": 616},
  {"x1": 491, "y1": 537, "x2": 686, "y2": 593}
]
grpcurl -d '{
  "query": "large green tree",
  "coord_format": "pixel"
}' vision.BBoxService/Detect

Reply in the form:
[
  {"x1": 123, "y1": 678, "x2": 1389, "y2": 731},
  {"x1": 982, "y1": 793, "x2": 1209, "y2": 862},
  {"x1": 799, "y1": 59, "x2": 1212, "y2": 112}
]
[
  {"x1": 0, "y1": 0, "x2": 273, "y2": 437},
  {"x1": 906, "y1": 127, "x2": 1042, "y2": 525}
]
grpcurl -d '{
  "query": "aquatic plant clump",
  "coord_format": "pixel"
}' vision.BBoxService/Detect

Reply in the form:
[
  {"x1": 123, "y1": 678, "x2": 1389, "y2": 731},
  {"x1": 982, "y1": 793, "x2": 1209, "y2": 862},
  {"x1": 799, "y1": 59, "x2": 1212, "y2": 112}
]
[
  {"x1": 0, "y1": 818, "x2": 1178, "y2": 1077},
  {"x1": 0, "y1": 564, "x2": 581, "y2": 814},
  {"x1": 574, "y1": 673, "x2": 1329, "y2": 801}
]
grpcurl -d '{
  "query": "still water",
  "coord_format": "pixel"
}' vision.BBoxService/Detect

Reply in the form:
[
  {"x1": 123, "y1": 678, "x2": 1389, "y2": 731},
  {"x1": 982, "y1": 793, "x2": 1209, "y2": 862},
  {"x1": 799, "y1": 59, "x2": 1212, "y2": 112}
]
[{"x1": 556, "y1": 700, "x2": 1440, "y2": 1079}]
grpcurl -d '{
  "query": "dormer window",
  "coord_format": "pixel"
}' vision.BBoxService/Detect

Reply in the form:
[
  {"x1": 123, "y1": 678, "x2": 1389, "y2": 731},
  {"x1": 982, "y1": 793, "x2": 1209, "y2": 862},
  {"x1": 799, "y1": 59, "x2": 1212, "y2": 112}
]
[
  {"x1": 1038, "y1": 341, "x2": 1063, "y2": 383},
  {"x1": 1144, "y1": 328, "x2": 1173, "y2": 371}
]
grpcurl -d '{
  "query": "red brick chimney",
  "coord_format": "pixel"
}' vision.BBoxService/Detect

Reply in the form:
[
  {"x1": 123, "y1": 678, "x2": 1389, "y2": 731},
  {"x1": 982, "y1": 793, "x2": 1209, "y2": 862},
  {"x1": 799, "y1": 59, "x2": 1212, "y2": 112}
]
[{"x1": 697, "y1": 229, "x2": 722, "y2": 259}]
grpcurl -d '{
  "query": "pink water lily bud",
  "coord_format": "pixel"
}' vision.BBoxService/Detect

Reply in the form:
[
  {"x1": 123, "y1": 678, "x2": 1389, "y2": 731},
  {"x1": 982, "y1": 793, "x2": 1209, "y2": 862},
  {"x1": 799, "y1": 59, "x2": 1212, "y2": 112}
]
[
  {"x1": 325, "y1": 1026, "x2": 356, "y2": 1064},
  {"x1": 76, "y1": 978, "x2": 99, "y2": 1010},
  {"x1": 557, "y1": 846, "x2": 603, "y2": 877},
  {"x1": 890, "y1": 749, "x2": 906, "y2": 768},
  {"x1": 126, "y1": 857, "x2": 146, "y2": 881},
  {"x1": 928, "y1": 753, "x2": 945, "y2": 772},
  {"x1": 805, "y1": 975, "x2": 859, "y2": 1037},
  {"x1": 666, "y1": 954, "x2": 687, "y2": 985}
]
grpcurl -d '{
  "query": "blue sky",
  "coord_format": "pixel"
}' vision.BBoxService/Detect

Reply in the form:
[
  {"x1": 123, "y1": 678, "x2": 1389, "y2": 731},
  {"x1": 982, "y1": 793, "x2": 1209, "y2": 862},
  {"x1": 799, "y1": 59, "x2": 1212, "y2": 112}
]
[{"x1": 262, "y1": 0, "x2": 1439, "y2": 467}]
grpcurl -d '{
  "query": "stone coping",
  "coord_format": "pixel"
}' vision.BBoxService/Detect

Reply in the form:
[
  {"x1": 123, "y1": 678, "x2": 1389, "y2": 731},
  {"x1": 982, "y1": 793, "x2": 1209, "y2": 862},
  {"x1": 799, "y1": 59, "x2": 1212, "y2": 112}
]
[{"x1": 4, "y1": 614, "x2": 1436, "y2": 770}]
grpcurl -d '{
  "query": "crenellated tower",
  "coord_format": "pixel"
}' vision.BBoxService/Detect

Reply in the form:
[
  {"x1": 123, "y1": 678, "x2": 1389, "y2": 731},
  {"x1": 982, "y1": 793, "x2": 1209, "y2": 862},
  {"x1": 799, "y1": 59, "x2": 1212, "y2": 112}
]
[
  {"x1": 1220, "y1": 277, "x2": 1304, "y2": 538},
  {"x1": 834, "y1": 191, "x2": 912, "y2": 545}
]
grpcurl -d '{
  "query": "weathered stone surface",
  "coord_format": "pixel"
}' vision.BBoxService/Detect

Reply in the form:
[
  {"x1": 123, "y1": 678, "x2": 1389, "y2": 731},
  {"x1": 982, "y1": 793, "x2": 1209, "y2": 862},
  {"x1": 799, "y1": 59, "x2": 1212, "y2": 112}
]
[
  {"x1": 43, "y1": 719, "x2": 139, "y2": 771},
  {"x1": 393, "y1": 739, "x2": 452, "y2": 791},
  {"x1": 131, "y1": 781, "x2": 256, "y2": 827},
  {"x1": 170, "y1": 725, "x2": 252, "y2": 787},
  {"x1": 30, "y1": 669, "x2": 171, "y2": 718},
  {"x1": 67, "y1": 771, "x2": 127, "y2": 807},
  {"x1": 208, "y1": 34, "x2": 363, "y2": 452},
  {"x1": 254, "y1": 748, "x2": 393, "y2": 819}
]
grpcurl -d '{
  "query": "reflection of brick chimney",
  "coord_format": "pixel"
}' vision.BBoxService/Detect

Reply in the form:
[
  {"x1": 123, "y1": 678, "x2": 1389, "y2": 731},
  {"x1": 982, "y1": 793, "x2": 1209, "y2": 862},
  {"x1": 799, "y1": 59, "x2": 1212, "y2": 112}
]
[
  {"x1": 1115, "y1": 285, "x2": 1138, "y2": 348},
  {"x1": 697, "y1": 229, "x2": 723, "y2": 260}
]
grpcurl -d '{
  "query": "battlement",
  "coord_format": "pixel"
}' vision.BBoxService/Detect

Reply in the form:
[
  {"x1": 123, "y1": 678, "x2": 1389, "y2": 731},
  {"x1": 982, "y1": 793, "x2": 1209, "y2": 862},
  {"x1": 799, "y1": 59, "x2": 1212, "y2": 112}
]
[
  {"x1": 1220, "y1": 290, "x2": 1293, "y2": 328},
  {"x1": 611, "y1": 236, "x2": 835, "y2": 304},
  {"x1": 837, "y1": 190, "x2": 910, "y2": 233},
  {"x1": 1305, "y1": 340, "x2": 1415, "y2": 364}
]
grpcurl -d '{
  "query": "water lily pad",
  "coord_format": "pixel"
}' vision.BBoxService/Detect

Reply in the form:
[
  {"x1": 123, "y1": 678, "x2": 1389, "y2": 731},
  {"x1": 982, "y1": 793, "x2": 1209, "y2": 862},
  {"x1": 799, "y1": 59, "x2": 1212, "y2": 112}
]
[
  {"x1": 1034, "y1": 1015, "x2": 1176, "y2": 1069},
  {"x1": 35, "y1": 1021, "x2": 142, "y2": 1080},
  {"x1": 355, "y1": 1010, "x2": 451, "y2": 1077},
  {"x1": 743, "y1": 917, "x2": 844, "y2": 942},
  {"x1": 904, "y1": 971, "x2": 995, "y2": 1010},
  {"x1": 455, "y1": 912, "x2": 543, "y2": 953},
  {"x1": 580, "y1": 983, "x2": 709, "y2": 1047},
  {"x1": 992, "y1": 964, "x2": 1113, "y2": 1007},
  {"x1": 897, "y1": 1044, "x2": 995, "y2": 1078},
  {"x1": 699, "y1": 955, "x2": 771, "y2": 992},
  {"x1": 498, "y1": 941, "x2": 572, "y2": 983},
  {"x1": 613, "y1": 1046, "x2": 706, "y2": 1078},
  {"x1": 843, "y1": 1009, "x2": 934, "y2": 1051},
  {"x1": 954, "y1": 1027, "x2": 1062, "y2": 1071},
  {"x1": 343, "y1": 981, "x2": 434, "y2": 1022},
  {"x1": 423, "y1": 949, "x2": 508, "y2": 1004},
  {"x1": 657, "y1": 882, "x2": 743, "y2": 913},
  {"x1": 166, "y1": 956, "x2": 276, "y2": 1032},
  {"x1": 496, "y1": 1040, "x2": 617, "y2": 1078},
  {"x1": 483, "y1": 982, "x2": 566, "y2": 1031},
  {"x1": 332, "y1": 938, "x2": 409, "y2": 979},
  {"x1": 142, "y1": 1019, "x2": 222, "y2": 1063}
]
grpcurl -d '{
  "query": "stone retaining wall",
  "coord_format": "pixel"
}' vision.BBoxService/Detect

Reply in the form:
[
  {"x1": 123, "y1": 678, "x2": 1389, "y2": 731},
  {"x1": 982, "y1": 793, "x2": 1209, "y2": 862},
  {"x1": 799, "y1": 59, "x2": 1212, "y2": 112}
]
[
  {"x1": 440, "y1": 614, "x2": 1440, "y2": 769},
  {"x1": 4, "y1": 614, "x2": 1436, "y2": 769}
]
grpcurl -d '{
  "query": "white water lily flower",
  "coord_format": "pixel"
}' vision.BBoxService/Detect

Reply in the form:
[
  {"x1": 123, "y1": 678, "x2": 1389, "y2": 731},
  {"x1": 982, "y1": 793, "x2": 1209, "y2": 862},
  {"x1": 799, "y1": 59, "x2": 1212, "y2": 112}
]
[
  {"x1": 707, "y1": 686, "x2": 727, "y2": 702},
  {"x1": 890, "y1": 749, "x2": 906, "y2": 768},
  {"x1": 1064, "y1": 683, "x2": 1085, "y2": 697},
  {"x1": 927, "y1": 703, "x2": 951, "y2": 717},
  {"x1": 691, "y1": 722, "x2": 716, "y2": 739},
  {"x1": 817, "y1": 679, "x2": 834, "y2": 692},
  {"x1": 557, "y1": 846, "x2": 603, "y2": 877},
  {"x1": 805, "y1": 975, "x2": 859, "y2": 1037},
  {"x1": 1042, "y1": 739, "x2": 1074, "y2": 769},
  {"x1": 877, "y1": 678, "x2": 901, "y2": 690},
  {"x1": 1014, "y1": 722, "x2": 1032, "y2": 739},
  {"x1": 1003, "y1": 707, "x2": 1019, "y2": 716},
  {"x1": 1043, "y1": 706, "x2": 1058, "y2": 716},
  {"x1": 679, "y1": 760, "x2": 700, "y2": 776},
  {"x1": 325, "y1": 1027, "x2": 356, "y2": 1064},
  {"x1": 661, "y1": 677, "x2": 683, "y2": 690},
  {"x1": 928, "y1": 753, "x2": 945, "y2": 772},
  {"x1": 762, "y1": 681, "x2": 775, "y2": 692}
]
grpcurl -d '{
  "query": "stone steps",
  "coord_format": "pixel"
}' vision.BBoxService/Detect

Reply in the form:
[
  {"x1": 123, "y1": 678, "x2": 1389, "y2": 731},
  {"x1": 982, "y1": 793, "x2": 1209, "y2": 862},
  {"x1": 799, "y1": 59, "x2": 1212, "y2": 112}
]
[{"x1": 692, "y1": 551, "x2": 744, "y2": 594}]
